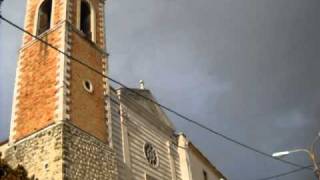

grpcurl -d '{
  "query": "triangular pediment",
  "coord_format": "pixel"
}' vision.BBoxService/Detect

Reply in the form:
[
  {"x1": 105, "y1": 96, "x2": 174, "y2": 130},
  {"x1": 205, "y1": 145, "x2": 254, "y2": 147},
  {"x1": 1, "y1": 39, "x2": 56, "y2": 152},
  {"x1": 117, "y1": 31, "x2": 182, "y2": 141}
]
[{"x1": 117, "y1": 88, "x2": 175, "y2": 131}]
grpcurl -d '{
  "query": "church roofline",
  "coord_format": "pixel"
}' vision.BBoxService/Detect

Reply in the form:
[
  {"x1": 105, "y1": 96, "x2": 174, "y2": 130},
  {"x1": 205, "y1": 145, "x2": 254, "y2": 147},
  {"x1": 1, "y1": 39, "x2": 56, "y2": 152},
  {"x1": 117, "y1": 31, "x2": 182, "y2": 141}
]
[
  {"x1": 115, "y1": 86, "x2": 176, "y2": 132},
  {"x1": 188, "y1": 142, "x2": 227, "y2": 179},
  {"x1": 115, "y1": 87, "x2": 150, "y2": 91}
]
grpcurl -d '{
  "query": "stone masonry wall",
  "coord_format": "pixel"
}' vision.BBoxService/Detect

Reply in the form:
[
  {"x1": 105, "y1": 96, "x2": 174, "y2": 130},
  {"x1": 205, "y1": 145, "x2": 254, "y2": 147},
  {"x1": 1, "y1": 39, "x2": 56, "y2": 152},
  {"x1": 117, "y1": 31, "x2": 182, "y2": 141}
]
[
  {"x1": 5, "y1": 122, "x2": 117, "y2": 180},
  {"x1": 62, "y1": 122, "x2": 117, "y2": 180},
  {"x1": 5, "y1": 124, "x2": 64, "y2": 179}
]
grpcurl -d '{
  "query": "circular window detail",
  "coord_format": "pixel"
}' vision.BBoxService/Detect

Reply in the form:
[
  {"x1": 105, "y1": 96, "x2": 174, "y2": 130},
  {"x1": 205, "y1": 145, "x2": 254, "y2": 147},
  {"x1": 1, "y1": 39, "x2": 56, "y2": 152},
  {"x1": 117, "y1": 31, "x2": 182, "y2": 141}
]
[
  {"x1": 144, "y1": 142, "x2": 158, "y2": 167},
  {"x1": 83, "y1": 80, "x2": 94, "y2": 93}
]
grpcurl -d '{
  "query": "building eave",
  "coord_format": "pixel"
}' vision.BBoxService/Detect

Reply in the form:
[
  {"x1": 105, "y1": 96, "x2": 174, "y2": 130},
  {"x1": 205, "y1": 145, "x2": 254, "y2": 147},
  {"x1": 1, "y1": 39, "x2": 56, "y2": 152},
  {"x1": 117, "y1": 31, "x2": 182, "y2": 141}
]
[{"x1": 188, "y1": 142, "x2": 227, "y2": 179}]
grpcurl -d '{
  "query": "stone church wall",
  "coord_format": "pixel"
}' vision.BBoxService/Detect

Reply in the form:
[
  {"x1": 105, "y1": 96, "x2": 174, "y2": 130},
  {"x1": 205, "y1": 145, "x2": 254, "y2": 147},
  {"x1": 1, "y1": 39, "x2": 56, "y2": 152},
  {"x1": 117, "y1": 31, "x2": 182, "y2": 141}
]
[
  {"x1": 5, "y1": 124, "x2": 64, "y2": 179},
  {"x1": 126, "y1": 111, "x2": 175, "y2": 180},
  {"x1": 119, "y1": 98, "x2": 181, "y2": 180},
  {"x1": 171, "y1": 145, "x2": 183, "y2": 180},
  {"x1": 5, "y1": 122, "x2": 117, "y2": 180},
  {"x1": 110, "y1": 88, "x2": 184, "y2": 180},
  {"x1": 62, "y1": 122, "x2": 117, "y2": 179},
  {"x1": 109, "y1": 88, "x2": 127, "y2": 180}
]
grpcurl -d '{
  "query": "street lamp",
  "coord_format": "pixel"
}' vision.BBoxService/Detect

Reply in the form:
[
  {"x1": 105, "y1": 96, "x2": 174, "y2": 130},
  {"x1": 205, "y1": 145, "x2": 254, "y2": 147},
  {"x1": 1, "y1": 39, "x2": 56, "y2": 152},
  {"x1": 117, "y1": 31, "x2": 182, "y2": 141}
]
[{"x1": 272, "y1": 132, "x2": 320, "y2": 179}]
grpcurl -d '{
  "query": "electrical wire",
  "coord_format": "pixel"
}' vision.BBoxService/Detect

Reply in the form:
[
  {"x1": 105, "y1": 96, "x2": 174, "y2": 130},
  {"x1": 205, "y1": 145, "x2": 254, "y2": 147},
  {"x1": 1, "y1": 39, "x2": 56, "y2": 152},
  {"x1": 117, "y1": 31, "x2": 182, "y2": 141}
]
[
  {"x1": 256, "y1": 164, "x2": 314, "y2": 180},
  {"x1": 0, "y1": 15, "x2": 311, "y2": 171}
]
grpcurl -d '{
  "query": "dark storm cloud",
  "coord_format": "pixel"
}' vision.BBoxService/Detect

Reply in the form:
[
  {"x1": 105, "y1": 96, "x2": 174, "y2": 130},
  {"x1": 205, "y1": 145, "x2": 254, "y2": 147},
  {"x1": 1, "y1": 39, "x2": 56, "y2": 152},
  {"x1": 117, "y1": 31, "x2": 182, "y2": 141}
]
[{"x1": 1, "y1": 0, "x2": 320, "y2": 179}]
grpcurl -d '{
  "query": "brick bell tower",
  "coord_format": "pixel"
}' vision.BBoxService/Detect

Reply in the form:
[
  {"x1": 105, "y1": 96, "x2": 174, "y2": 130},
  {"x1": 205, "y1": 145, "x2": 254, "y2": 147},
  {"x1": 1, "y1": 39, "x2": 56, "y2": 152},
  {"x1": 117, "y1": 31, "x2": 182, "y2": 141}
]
[{"x1": 5, "y1": 0, "x2": 117, "y2": 179}]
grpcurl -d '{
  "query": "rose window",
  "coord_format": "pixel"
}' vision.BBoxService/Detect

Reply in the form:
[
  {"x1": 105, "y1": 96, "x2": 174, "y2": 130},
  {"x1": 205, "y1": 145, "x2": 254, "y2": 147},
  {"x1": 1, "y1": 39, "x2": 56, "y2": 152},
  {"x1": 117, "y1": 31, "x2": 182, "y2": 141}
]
[{"x1": 144, "y1": 142, "x2": 158, "y2": 167}]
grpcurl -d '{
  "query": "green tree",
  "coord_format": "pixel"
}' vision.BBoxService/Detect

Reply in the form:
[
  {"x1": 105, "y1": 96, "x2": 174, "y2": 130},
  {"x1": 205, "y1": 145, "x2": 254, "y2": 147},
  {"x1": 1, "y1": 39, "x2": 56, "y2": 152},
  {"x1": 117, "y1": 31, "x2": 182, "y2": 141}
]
[{"x1": 0, "y1": 153, "x2": 33, "y2": 180}]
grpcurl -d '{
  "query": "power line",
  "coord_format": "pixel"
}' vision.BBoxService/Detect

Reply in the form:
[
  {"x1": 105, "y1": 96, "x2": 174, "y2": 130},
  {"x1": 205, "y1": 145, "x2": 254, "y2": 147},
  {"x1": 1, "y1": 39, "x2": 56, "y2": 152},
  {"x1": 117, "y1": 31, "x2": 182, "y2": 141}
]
[
  {"x1": 0, "y1": 15, "x2": 311, "y2": 171},
  {"x1": 257, "y1": 164, "x2": 313, "y2": 180},
  {"x1": 0, "y1": 14, "x2": 309, "y2": 171}
]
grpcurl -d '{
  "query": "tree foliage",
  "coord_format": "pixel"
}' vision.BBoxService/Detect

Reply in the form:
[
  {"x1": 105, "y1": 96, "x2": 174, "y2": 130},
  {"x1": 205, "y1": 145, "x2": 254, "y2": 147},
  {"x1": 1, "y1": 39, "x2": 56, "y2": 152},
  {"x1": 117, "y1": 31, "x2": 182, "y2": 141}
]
[{"x1": 0, "y1": 153, "x2": 33, "y2": 180}]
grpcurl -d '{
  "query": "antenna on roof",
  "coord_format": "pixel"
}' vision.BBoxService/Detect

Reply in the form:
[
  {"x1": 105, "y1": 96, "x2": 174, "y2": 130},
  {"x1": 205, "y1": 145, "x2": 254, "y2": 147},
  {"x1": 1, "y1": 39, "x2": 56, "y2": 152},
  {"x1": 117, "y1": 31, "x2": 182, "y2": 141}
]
[{"x1": 139, "y1": 80, "x2": 145, "y2": 90}]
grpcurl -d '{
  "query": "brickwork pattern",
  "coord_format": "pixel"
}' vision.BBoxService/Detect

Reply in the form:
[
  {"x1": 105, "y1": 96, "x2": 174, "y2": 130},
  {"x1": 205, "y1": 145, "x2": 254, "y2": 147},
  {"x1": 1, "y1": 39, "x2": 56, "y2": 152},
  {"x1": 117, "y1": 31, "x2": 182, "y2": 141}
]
[
  {"x1": 60, "y1": 0, "x2": 109, "y2": 143},
  {"x1": 12, "y1": 0, "x2": 68, "y2": 142},
  {"x1": 13, "y1": 28, "x2": 63, "y2": 141},
  {"x1": 67, "y1": 31, "x2": 108, "y2": 142},
  {"x1": 23, "y1": 0, "x2": 65, "y2": 44},
  {"x1": 12, "y1": 0, "x2": 109, "y2": 143}
]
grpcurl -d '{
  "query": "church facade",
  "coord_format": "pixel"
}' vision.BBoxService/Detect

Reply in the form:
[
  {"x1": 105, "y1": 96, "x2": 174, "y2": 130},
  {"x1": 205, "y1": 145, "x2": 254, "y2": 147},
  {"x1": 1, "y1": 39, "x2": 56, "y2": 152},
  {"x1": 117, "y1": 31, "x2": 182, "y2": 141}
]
[{"x1": 0, "y1": 0, "x2": 226, "y2": 179}]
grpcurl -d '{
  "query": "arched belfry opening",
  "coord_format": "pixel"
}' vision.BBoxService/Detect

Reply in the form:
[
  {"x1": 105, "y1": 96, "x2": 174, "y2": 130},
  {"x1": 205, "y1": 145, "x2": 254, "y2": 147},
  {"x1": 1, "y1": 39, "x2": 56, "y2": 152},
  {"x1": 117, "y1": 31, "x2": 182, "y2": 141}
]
[
  {"x1": 37, "y1": 0, "x2": 52, "y2": 35},
  {"x1": 80, "y1": 0, "x2": 92, "y2": 40}
]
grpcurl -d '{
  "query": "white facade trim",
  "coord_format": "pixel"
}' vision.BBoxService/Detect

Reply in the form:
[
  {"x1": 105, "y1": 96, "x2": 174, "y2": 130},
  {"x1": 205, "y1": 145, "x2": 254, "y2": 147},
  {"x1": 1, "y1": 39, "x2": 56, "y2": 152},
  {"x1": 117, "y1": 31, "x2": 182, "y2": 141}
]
[
  {"x1": 8, "y1": 53, "x2": 23, "y2": 143},
  {"x1": 178, "y1": 135, "x2": 193, "y2": 180},
  {"x1": 55, "y1": 21, "x2": 67, "y2": 122},
  {"x1": 167, "y1": 141, "x2": 177, "y2": 180},
  {"x1": 22, "y1": 0, "x2": 31, "y2": 45},
  {"x1": 120, "y1": 105, "x2": 131, "y2": 167}
]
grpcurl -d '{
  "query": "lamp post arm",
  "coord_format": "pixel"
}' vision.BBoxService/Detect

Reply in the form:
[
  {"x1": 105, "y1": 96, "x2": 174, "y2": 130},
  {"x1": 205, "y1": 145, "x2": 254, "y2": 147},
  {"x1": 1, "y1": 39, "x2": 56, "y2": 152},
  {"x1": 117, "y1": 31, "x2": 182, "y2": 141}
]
[
  {"x1": 287, "y1": 148, "x2": 319, "y2": 178},
  {"x1": 310, "y1": 135, "x2": 320, "y2": 171},
  {"x1": 284, "y1": 149, "x2": 316, "y2": 166},
  {"x1": 311, "y1": 135, "x2": 320, "y2": 154},
  {"x1": 273, "y1": 132, "x2": 320, "y2": 179},
  {"x1": 287, "y1": 149, "x2": 312, "y2": 156}
]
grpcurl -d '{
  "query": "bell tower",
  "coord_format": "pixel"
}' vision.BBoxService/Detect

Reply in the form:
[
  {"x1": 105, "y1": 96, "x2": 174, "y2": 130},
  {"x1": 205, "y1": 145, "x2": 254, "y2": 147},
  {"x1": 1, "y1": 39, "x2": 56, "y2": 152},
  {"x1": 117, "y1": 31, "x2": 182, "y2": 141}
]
[
  {"x1": 10, "y1": 0, "x2": 109, "y2": 142},
  {"x1": 5, "y1": 0, "x2": 117, "y2": 179}
]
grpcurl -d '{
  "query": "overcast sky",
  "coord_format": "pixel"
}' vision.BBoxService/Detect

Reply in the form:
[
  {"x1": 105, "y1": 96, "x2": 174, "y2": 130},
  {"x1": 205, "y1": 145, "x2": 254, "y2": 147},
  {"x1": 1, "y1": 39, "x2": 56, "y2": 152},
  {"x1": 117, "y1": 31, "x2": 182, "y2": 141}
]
[{"x1": 1, "y1": 0, "x2": 320, "y2": 179}]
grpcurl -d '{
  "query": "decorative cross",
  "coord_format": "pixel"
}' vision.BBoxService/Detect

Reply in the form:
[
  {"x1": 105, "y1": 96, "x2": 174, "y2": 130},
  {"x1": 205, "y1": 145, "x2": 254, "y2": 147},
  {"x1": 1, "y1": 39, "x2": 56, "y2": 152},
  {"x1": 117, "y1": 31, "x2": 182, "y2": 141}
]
[{"x1": 139, "y1": 80, "x2": 145, "y2": 90}]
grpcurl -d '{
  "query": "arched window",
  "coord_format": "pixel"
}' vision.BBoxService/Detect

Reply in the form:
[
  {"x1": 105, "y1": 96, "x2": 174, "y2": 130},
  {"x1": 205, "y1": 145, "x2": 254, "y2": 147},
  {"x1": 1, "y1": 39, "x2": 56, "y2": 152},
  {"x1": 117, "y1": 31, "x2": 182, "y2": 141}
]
[
  {"x1": 80, "y1": 1, "x2": 92, "y2": 39},
  {"x1": 37, "y1": 0, "x2": 52, "y2": 35}
]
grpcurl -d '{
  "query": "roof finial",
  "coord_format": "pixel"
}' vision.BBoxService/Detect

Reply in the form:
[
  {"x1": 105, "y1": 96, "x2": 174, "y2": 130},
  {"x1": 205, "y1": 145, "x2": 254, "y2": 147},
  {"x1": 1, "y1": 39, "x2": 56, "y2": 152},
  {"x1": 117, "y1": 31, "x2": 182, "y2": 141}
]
[{"x1": 139, "y1": 80, "x2": 145, "y2": 90}]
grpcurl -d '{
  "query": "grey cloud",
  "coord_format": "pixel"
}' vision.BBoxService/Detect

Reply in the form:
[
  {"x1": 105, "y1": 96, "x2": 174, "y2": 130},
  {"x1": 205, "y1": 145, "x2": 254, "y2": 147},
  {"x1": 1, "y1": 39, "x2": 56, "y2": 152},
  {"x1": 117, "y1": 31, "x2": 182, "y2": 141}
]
[{"x1": 1, "y1": 0, "x2": 320, "y2": 179}]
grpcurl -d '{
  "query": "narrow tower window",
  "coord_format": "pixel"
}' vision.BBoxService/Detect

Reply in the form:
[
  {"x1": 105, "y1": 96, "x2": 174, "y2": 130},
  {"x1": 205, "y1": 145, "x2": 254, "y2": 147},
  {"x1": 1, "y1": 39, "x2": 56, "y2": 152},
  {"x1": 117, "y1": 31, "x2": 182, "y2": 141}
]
[
  {"x1": 80, "y1": 1, "x2": 92, "y2": 39},
  {"x1": 203, "y1": 170, "x2": 208, "y2": 180},
  {"x1": 37, "y1": 0, "x2": 52, "y2": 35}
]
